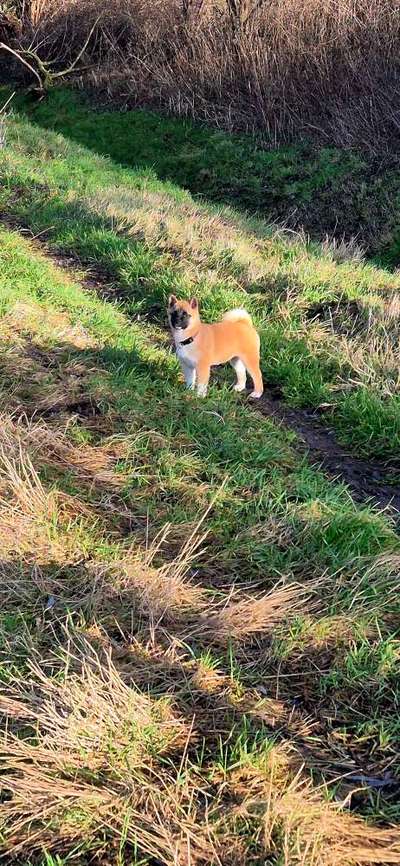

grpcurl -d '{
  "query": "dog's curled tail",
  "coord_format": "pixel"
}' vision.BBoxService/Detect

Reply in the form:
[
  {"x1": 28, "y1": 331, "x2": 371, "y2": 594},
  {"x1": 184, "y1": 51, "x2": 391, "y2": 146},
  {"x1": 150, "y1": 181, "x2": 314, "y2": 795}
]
[{"x1": 223, "y1": 308, "x2": 252, "y2": 325}]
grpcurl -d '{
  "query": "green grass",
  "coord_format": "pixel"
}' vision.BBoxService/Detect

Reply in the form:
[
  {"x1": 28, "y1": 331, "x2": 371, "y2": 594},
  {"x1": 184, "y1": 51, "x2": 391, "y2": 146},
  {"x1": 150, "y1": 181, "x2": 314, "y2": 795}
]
[
  {"x1": 1, "y1": 88, "x2": 400, "y2": 458},
  {"x1": 0, "y1": 86, "x2": 400, "y2": 862},
  {"x1": 2, "y1": 228, "x2": 393, "y2": 574},
  {"x1": 0, "y1": 223, "x2": 399, "y2": 856},
  {"x1": 319, "y1": 632, "x2": 400, "y2": 761},
  {"x1": 11, "y1": 88, "x2": 400, "y2": 265}
]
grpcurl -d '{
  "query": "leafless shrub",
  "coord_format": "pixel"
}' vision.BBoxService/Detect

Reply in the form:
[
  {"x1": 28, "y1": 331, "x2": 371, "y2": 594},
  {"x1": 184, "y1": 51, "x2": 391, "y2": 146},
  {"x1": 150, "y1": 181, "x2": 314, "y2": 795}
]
[{"x1": 2, "y1": 0, "x2": 400, "y2": 146}]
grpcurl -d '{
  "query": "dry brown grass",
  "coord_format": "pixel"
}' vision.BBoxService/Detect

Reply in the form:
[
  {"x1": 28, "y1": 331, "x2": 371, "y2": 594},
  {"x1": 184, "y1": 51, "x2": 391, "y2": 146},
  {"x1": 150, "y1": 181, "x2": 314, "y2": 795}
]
[
  {"x1": 0, "y1": 437, "x2": 76, "y2": 563},
  {"x1": 0, "y1": 631, "x2": 220, "y2": 865},
  {"x1": 90, "y1": 535, "x2": 310, "y2": 641},
  {"x1": 2, "y1": 628, "x2": 400, "y2": 865},
  {"x1": 0, "y1": 300, "x2": 102, "y2": 418},
  {"x1": 0, "y1": 412, "x2": 205, "y2": 617},
  {"x1": 199, "y1": 581, "x2": 310, "y2": 644},
  {"x1": 0, "y1": 413, "x2": 132, "y2": 570},
  {"x1": 232, "y1": 761, "x2": 400, "y2": 866},
  {"x1": 0, "y1": 413, "x2": 123, "y2": 483},
  {"x1": 93, "y1": 531, "x2": 209, "y2": 627},
  {"x1": 6, "y1": 0, "x2": 400, "y2": 146}
]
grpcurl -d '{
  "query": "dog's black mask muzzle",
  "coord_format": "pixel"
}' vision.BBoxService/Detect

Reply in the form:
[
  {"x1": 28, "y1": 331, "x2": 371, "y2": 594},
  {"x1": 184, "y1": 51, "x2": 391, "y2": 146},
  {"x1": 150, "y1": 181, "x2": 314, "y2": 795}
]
[{"x1": 171, "y1": 309, "x2": 190, "y2": 330}]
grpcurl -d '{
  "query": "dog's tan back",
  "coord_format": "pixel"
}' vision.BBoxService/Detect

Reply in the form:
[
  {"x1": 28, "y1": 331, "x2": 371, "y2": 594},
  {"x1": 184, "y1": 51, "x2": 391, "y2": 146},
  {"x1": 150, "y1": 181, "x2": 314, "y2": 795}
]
[{"x1": 168, "y1": 296, "x2": 263, "y2": 398}]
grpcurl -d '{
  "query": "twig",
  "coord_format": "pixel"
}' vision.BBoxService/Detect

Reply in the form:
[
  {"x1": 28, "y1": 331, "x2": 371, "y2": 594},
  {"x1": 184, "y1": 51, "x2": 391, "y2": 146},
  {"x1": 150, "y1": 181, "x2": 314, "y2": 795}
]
[{"x1": 0, "y1": 90, "x2": 15, "y2": 114}]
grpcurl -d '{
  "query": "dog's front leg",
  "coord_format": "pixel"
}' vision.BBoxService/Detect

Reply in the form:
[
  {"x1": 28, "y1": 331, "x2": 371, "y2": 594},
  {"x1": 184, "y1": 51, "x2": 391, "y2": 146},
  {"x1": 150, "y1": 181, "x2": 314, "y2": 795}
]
[
  {"x1": 196, "y1": 361, "x2": 210, "y2": 397},
  {"x1": 181, "y1": 361, "x2": 196, "y2": 390}
]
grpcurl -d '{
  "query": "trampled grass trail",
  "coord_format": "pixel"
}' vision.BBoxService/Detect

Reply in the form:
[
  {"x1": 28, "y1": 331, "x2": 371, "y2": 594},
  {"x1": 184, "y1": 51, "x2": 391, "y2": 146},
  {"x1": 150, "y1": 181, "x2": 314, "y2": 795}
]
[{"x1": 0, "y1": 91, "x2": 400, "y2": 865}]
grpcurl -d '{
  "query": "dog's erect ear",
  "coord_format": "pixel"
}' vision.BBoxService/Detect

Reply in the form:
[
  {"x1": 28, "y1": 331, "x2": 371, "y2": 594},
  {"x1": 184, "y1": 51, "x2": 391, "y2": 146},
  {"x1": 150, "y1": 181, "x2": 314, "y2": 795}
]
[
  {"x1": 190, "y1": 297, "x2": 198, "y2": 310},
  {"x1": 168, "y1": 294, "x2": 177, "y2": 307}
]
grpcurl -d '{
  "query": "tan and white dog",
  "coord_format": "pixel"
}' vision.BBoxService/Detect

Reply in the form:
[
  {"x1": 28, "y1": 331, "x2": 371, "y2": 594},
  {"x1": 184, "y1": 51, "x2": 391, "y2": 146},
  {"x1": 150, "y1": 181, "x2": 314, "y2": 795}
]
[{"x1": 168, "y1": 295, "x2": 263, "y2": 398}]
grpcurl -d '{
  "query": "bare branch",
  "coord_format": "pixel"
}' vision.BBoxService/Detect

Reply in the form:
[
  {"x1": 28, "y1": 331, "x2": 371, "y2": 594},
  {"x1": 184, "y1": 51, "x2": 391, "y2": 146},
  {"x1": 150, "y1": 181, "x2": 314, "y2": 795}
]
[
  {"x1": 0, "y1": 41, "x2": 43, "y2": 89},
  {"x1": 0, "y1": 13, "x2": 101, "y2": 94},
  {"x1": 52, "y1": 15, "x2": 102, "y2": 80}
]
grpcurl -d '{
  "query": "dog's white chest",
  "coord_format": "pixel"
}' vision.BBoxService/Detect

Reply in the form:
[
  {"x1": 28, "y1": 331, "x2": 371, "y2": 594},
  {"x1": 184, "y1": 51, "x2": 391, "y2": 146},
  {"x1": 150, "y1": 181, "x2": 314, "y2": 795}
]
[{"x1": 176, "y1": 342, "x2": 196, "y2": 367}]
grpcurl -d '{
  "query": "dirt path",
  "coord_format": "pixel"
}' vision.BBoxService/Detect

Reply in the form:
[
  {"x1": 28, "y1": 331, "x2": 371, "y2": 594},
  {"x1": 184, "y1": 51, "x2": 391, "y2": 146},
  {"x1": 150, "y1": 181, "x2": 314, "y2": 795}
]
[
  {"x1": 2, "y1": 214, "x2": 400, "y2": 521},
  {"x1": 256, "y1": 392, "x2": 400, "y2": 518}
]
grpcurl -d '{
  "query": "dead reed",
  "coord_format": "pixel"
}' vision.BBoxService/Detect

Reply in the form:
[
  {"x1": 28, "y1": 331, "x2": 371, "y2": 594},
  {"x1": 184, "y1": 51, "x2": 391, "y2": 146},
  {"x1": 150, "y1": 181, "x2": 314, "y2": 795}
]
[{"x1": 3, "y1": 0, "x2": 400, "y2": 146}]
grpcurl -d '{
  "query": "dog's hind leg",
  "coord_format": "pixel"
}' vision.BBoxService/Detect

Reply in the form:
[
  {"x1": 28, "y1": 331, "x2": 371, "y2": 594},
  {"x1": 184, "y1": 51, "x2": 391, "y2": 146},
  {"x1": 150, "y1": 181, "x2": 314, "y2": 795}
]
[
  {"x1": 230, "y1": 357, "x2": 247, "y2": 392},
  {"x1": 248, "y1": 363, "x2": 264, "y2": 399},
  {"x1": 240, "y1": 351, "x2": 263, "y2": 399}
]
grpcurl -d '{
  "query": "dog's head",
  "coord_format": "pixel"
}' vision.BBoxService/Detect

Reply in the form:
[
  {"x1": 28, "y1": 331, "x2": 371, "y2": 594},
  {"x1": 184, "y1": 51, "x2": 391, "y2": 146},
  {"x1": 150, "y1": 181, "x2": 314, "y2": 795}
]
[{"x1": 168, "y1": 295, "x2": 199, "y2": 331}]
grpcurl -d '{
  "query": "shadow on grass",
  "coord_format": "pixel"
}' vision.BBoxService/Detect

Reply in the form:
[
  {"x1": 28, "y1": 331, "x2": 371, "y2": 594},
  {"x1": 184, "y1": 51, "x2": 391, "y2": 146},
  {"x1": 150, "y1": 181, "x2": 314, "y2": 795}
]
[
  {"x1": 0, "y1": 548, "x2": 379, "y2": 806},
  {"x1": 0, "y1": 325, "x2": 399, "y2": 817},
  {"x1": 1, "y1": 323, "x2": 397, "y2": 572},
  {"x1": 3, "y1": 548, "x2": 398, "y2": 818},
  {"x1": 12, "y1": 86, "x2": 400, "y2": 261}
]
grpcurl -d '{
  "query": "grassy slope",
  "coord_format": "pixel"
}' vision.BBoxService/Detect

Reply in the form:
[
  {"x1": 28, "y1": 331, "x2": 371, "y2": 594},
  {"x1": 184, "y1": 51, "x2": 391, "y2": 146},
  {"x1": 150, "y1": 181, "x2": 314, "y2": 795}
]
[
  {"x1": 11, "y1": 89, "x2": 400, "y2": 265},
  {"x1": 1, "y1": 223, "x2": 400, "y2": 865},
  {"x1": 0, "y1": 92, "x2": 399, "y2": 863},
  {"x1": 1, "y1": 89, "x2": 400, "y2": 459}
]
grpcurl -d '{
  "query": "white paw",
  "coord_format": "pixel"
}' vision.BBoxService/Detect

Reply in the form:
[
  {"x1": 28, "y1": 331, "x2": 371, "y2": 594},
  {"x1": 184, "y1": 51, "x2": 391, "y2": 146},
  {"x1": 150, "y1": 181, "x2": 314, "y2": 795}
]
[
  {"x1": 249, "y1": 390, "x2": 263, "y2": 400},
  {"x1": 197, "y1": 385, "x2": 207, "y2": 397},
  {"x1": 233, "y1": 382, "x2": 246, "y2": 392}
]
